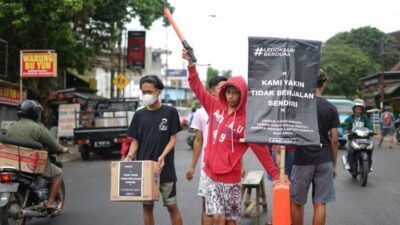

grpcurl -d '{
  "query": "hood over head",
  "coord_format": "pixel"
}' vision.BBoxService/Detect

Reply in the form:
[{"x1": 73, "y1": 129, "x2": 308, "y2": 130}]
[{"x1": 218, "y1": 76, "x2": 247, "y2": 115}]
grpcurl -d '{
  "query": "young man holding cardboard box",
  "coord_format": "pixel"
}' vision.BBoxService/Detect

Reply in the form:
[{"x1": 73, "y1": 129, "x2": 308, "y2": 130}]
[{"x1": 124, "y1": 75, "x2": 183, "y2": 225}]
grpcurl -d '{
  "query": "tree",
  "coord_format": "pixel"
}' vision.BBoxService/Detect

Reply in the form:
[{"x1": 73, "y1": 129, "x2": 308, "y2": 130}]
[
  {"x1": 327, "y1": 26, "x2": 399, "y2": 71},
  {"x1": 221, "y1": 70, "x2": 232, "y2": 79},
  {"x1": 0, "y1": 0, "x2": 172, "y2": 125},
  {"x1": 206, "y1": 66, "x2": 219, "y2": 90},
  {"x1": 320, "y1": 44, "x2": 380, "y2": 97}
]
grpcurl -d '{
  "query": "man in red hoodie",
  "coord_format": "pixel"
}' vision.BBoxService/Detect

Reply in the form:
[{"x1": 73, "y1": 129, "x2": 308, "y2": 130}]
[{"x1": 183, "y1": 50, "x2": 280, "y2": 225}]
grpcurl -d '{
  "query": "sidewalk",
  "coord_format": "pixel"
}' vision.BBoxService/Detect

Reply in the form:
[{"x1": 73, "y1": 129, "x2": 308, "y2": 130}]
[{"x1": 61, "y1": 145, "x2": 81, "y2": 163}]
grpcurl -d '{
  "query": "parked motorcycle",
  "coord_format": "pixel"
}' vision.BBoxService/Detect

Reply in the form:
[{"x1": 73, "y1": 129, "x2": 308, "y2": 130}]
[
  {"x1": 0, "y1": 136, "x2": 65, "y2": 225},
  {"x1": 342, "y1": 127, "x2": 374, "y2": 187},
  {"x1": 394, "y1": 118, "x2": 400, "y2": 143}
]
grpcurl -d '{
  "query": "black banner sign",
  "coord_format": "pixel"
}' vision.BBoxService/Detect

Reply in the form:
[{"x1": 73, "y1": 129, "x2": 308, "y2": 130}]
[
  {"x1": 127, "y1": 31, "x2": 145, "y2": 69},
  {"x1": 119, "y1": 161, "x2": 143, "y2": 197},
  {"x1": 245, "y1": 37, "x2": 321, "y2": 146}
]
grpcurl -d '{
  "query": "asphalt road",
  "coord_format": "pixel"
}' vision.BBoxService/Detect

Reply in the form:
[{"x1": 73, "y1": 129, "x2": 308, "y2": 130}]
[{"x1": 29, "y1": 130, "x2": 400, "y2": 225}]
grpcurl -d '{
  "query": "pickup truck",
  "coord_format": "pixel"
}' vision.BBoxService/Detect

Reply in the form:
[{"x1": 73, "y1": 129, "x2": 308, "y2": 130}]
[{"x1": 73, "y1": 98, "x2": 138, "y2": 160}]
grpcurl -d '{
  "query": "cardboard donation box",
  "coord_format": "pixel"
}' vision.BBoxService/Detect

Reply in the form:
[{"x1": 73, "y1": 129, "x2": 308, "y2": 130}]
[
  {"x1": 0, "y1": 143, "x2": 48, "y2": 174},
  {"x1": 110, "y1": 161, "x2": 160, "y2": 202}
]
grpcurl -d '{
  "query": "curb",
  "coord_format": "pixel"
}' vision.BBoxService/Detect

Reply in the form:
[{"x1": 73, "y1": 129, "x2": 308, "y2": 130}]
[{"x1": 61, "y1": 145, "x2": 81, "y2": 163}]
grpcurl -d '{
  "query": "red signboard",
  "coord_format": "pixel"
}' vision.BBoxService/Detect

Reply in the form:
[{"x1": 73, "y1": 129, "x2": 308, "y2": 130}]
[
  {"x1": 20, "y1": 51, "x2": 57, "y2": 77},
  {"x1": 127, "y1": 31, "x2": 145, "y2": 69}
]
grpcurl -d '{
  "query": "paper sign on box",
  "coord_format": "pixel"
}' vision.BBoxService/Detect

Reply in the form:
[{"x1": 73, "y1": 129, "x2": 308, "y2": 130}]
[{"x1": 110, "y1": 161, "x2": 159, "y2": 202}]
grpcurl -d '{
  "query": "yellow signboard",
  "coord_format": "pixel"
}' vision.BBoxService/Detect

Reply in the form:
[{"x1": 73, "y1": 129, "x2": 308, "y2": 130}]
[{"x1": 113, "y1": 73, "x2": 130, "y2": 90}]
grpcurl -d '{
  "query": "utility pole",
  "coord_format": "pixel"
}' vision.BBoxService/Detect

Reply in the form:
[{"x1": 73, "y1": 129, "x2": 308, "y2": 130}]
[
  {"x1": 117, "y1": 25, "x2": 123, "y2": 98},
  {"x1": 379, "y1": 39, "x2": 386, "y2": 109},
  {"x1": 165, "y1": 26, "x2": 169, "y2": 104},
  {"x1": 0, "y1": 38, "x2": 7, "y2": 78},
  {"x1": 122, "y1": 28, "x2": 127, "y2": 98}
]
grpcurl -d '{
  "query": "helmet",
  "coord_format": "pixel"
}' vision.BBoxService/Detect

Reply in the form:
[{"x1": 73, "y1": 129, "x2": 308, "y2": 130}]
[
  {"x1": 352, "y1": 98, "x2": 365, "y2": 111},
  {"x1": 17, "y1": 100, "x2": 44, "y2": 122}
]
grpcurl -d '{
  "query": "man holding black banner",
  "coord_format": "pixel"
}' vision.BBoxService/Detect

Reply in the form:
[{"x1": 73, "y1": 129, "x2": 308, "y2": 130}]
[
  {"x1": 183, "y1": 49, "x2": 280, "y2": 225},
  {"x1": 124, "y1": 75, "x2": 183, "y2": 225},
  {"x1": 290, "y1": 69, "x2": 339, "y2": 225}
]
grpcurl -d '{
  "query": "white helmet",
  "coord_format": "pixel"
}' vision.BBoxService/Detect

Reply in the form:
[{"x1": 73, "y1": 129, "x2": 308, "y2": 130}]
[{"x1": 352, "y1": 98, "x2": 365, "y2": 111}]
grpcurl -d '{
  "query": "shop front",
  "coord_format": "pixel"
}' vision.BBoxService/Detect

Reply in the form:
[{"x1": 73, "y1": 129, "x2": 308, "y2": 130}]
[{"x1": 0, "y1": 80, "x2": 22, "y2": 132}]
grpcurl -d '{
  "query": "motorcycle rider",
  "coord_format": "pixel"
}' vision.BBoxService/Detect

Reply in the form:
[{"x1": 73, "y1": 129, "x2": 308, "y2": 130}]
[
  {"x1": 6, "y1": 100, "x2": 67, "y2": 211},
  {"x1": 343, "y1": 99, "x2": 374, "y2": 171}
]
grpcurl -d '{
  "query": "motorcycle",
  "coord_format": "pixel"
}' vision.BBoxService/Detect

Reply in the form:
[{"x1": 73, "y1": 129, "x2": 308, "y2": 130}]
[
  {"x1": 342, "y1": 127, "x2": 374, "y2": 187},
  {"x1": 394, "y1": 118, "x2": 400, "y2": 143},
  {"x1": 0, "y1": 136, "x2": 65, "y2": 225}
]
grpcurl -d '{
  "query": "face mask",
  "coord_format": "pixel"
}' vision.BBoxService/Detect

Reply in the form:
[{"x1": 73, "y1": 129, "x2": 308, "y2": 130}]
[{"x1": 141, "y1": 94, "x2": 158, "y2": 106}]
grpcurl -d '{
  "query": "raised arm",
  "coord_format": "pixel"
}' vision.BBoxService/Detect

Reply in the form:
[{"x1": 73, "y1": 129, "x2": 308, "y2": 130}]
[{"x1": 183, "y1": 49, "x2": 218, "y2": 114}]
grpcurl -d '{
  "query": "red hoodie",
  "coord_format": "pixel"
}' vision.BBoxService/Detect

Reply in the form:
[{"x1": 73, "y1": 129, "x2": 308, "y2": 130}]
[{"x1": 188, "y1": 65, "x2": 279, "y2": 183}]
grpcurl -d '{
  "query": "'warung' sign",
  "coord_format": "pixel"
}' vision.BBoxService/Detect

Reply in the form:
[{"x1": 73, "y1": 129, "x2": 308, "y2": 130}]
[
  {"x1": 245, "y1": 37, "x2": 321, "y2": 146},
  {"x1": 20, "y1": 50, "x2": 57, "y2": 77}
]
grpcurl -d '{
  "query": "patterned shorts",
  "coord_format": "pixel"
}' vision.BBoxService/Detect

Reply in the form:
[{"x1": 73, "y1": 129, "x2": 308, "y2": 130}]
[
  {"x1": 198, "y1": 169, "x2": 207, "y2": 197},
  {"x1": 204, "y1": 173, "x2": 242, "y2": 221}
]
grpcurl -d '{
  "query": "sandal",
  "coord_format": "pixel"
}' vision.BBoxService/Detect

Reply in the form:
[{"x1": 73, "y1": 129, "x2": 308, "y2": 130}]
[{"x1": 47, "y1": 201, "x2": 61, "y2": 211}]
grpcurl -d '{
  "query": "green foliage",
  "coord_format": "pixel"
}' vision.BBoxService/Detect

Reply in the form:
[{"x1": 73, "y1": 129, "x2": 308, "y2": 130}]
[
  {"x1": 327, "y1": 26, "x2": 399, "y2": 70},
  {"x1": 0, "y1": 0, "x2": 172, "y2": 125},
  {"x1": 321, "y1": 26, "x2": 400, "y2": 98},
  {"x1": 321, "y1": 44, "x2": 380, "y2": 97},
  {"x1": 206, "y1": 66, "x2": 219, "y2": 89},
  {"x1": 0, "y1": 0, "x2": 172, "y2": 98}
]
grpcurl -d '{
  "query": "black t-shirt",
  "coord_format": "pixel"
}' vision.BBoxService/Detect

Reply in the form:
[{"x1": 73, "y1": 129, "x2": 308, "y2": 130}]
[
  {"x1": 128, "y1": 105, "x2": 182, "y2": 182},
  {"x1": 294, "y1": 97, "x2": 340, "y2": 165}
]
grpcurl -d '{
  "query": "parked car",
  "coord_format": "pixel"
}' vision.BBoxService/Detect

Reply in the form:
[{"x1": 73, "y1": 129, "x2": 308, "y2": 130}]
[{"x1": 327, "y1": 98, "x2": 353, "y2": 148}]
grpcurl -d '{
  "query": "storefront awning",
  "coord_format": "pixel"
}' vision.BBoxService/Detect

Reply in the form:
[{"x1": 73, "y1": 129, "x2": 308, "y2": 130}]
[
  {"x1": 384, "y1": 84, "x2": 400, "y2": 95},
  {"x1": 48, "y1": 88, "x2": 105, "y2": 106},
  {"x1": 0, "y1": 80, "x2": 21, "y2": 106},
  {"x1": 66, "y1": 68, "x2": 91, "y2": 84}
]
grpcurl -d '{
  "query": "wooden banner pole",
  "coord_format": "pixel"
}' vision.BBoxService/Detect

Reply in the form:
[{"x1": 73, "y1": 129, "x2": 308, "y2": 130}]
[{"x1": 19, "y1": 77, "x2": 23, "y2": 101}]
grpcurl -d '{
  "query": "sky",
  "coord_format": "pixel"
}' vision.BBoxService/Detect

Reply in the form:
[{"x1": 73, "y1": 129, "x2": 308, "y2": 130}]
[{"x1": 127, "y1": 0, "x2": 400, "y2": 78}]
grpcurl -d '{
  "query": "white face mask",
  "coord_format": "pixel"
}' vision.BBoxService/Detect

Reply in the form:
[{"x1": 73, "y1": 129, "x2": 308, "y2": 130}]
[{"x1": 141, "y1": 94, "x2": 158, "y2": 106}]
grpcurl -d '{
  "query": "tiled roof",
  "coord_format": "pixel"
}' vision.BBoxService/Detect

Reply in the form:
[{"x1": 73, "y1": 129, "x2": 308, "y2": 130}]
[{"x1": 391, "y1": 61, "x2": 400, "y2": 71}]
